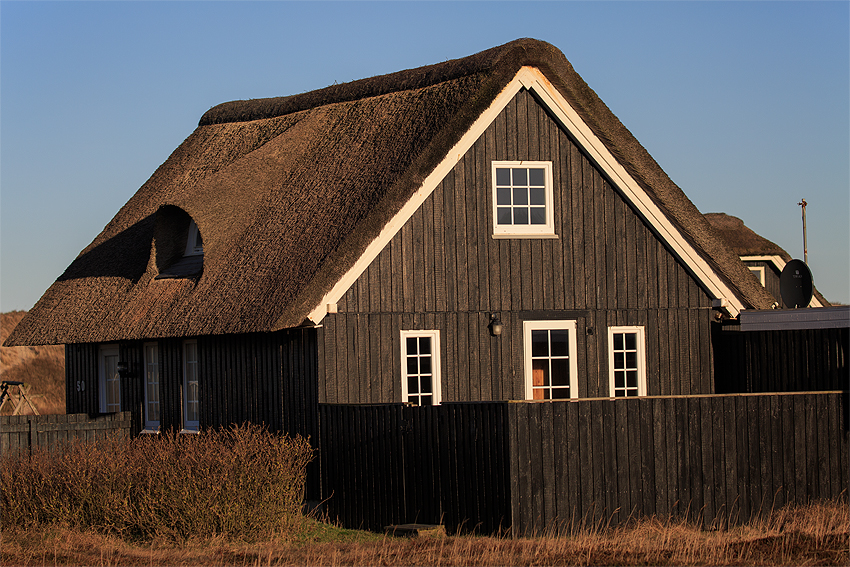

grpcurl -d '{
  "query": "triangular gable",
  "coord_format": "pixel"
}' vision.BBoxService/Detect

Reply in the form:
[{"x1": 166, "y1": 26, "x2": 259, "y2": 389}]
[{"x1": 304, "y1": 66, "x2": 748, "y2": 324}]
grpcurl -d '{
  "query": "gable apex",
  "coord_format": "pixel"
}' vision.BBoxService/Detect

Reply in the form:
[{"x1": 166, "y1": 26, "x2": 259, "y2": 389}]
[{"x1": 302, "y1": 65, "x2": 767, "y2": 324}]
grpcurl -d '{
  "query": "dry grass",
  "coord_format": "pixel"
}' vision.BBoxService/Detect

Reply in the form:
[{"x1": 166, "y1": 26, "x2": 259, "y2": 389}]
[
  {"x1": 3, "y1": 499, "x2": 846, "y2": 566},
  {"x1": 1, "y1": 310, "x2": 65, "y2": 414}
]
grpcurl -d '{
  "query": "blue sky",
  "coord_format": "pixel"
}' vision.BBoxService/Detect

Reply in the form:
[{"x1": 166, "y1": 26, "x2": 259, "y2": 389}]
[{"x1": 1, "y1": 1, "x2": 848, "y2": 311}]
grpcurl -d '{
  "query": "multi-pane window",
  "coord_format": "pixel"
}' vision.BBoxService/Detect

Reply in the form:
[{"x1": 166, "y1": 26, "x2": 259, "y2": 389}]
[
  {"x1": 143, "y1": 342, "x2": 160, "y2": 430},
  {"x1": 99, "y1": 345, "x2": 121, "y2": 413},
  {"x1": 183, "y1": 340, "x2": 199, "y2": 430},
  {"x1": 400, "y1": 330, "x2": 441, "y2": 406},
  {"x1": 523, "y1": 321, "x2": 578, "y2": 400},
  {"x1": 608, "y1": 327, "x2": 647, "y2": 397},
  {"x1": 492, "y1": 161, "x2": 555, "y2": 237}
]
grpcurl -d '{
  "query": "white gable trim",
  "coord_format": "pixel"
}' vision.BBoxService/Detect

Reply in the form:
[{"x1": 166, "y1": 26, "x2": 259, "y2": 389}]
[
  {"x1": 516, "y1": 67, "x2": 745, "y2": 316},
  {"x1": 739, "y1": 255, "x2": 823, "y2": 307},
  {"x1": 306, "y1": 72, "x2": 529, "y2": 324},
  {"x1": 307, "y1": 66, "x2": 746, "y2": 323}
]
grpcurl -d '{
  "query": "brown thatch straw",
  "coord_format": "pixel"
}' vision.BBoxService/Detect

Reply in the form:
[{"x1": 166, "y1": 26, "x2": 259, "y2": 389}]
[{"x1": 6, "y1": 39, "x2": 775, "y2": 346}]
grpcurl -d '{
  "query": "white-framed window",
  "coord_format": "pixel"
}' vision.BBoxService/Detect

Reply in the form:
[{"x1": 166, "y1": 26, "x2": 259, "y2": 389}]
[
  {"x1": 182, "y1": 340, "x2": 199, "y2": 431},
  {"x1": 184, "y1": 219, "x2": 203, "y2": 256},
  {"x1": 523, "y1": 320, "x2": 578, "y2": 400},
  {"x1": 400, "y1": 330, "x2": 441, "y2": 406},
  {"x1": 492, "y1": 161, "x2": 556, "y2": 238},
  {"x1": 607, "y1": 326, "x2": 647, "y2": 397},
  {"x1": 143, "y1": 342, "x2": 161, "y2": 431},
  {"x1": 98, "y1": 345, "x2": 121, "y2": 413},
  {"x1": 748, "y1": 266, "x2": 766, "y2": 287}
]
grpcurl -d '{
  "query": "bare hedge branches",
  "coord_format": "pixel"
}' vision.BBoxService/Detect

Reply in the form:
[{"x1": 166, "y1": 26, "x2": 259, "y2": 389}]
[{"x1": 0, "y1": 424, "x2": 312, "y2": 542}]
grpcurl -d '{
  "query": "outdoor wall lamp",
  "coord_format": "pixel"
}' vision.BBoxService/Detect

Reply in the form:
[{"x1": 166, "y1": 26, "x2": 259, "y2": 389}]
[
  {"x1": 489, "y1": 313, "x2": 503, "y2": 337},
  {"x1": 117, "y1": 362, "x2": 133, "y2": 378}
]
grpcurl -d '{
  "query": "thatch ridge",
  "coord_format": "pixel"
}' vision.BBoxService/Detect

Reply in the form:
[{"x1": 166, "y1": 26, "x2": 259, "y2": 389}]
[
  {"x1": 199, "y1": 39, "x2": 562, "y2": 126},
  {"x1": 704, "y1": 212, "x2": 788, "y2": 258}
]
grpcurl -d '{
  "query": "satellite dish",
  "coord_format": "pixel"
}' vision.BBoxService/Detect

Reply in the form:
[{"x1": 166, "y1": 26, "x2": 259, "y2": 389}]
[{"x1": 780, "y1": 259, "x2": 813, "y2": 308}]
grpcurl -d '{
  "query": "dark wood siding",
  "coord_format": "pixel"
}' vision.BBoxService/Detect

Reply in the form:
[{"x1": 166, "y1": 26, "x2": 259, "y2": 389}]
[
  {"x1": 64, "y1": 328, "x2": 318, "y2": 439},
  {"x1": 713, "y1": 326, "x2": 849, "y2": 393},
  {"x1": 65, "y1": 343, "x2": 99, "y2": 415},
  {"x1": 322, "y1": 89, "x2": 715, "y2": 402}
]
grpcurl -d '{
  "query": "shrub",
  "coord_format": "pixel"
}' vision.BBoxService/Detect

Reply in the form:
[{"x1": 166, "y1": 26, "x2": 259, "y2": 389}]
[{"x1": 0, "y1": 424, "x2": 312, "y2": 541}]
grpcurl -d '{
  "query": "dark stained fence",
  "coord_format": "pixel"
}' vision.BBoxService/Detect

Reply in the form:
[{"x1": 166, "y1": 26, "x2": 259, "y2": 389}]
[
  {"x1": 508, "y1": 393, "x2": 849, "y2": 535},
  {"x1": 713, "y1": 327, "x2": 849, "y2": 393},
  {"x1": 320, "y1": 393, "x2": 848, "y2": 535},
  {"x1": 0, "y1": 412, "x2": 132, "y2": 455},
  {"x1": 319, "y1": 403, "x2": 511, "y2": 533}
]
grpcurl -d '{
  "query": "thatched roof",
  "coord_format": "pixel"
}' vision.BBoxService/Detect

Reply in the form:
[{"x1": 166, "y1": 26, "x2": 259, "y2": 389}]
[
  {"x1": 705, "y1": 212, "x2": 829, "y2": 306},
  {"x1": 704, "y1": 213, "x2": 789, "y2": 258},
  {"x1": 7, "y1": 39, "x2": 774, "y2": 346}
]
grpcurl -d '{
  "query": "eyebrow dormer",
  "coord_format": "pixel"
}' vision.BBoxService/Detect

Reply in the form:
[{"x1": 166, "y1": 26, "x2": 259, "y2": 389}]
[
  {"x1": 154, "y1": 206, "x2": 204, "y2": 280},
  {"x1": 185, "y1": 219, "x2": 203, "y2": 256}
]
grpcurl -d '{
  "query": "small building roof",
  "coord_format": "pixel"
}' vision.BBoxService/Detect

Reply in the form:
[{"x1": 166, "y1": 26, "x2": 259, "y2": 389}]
[
  {"x1": 705, "y1": 212, "x2": 829, "y2": 306},
  {"x1": 704, "y1": 212, "x2": 789, "y2": 258},
  {"x1": 6, "y1": 39, "x2": 774, "y2": 346}
]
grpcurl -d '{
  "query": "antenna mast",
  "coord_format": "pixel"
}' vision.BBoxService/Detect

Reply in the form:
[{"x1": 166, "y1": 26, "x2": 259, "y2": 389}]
[{"x1": 798, "y1": 198, "x2": 808, "y2": 264}]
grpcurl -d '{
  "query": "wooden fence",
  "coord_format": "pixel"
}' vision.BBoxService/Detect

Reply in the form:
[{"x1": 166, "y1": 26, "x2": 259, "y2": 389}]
[
  {"x1": 320, "y1": 403, "x2": 510, "y2": 533},
  {"x1": 319, "y1": 392, "x2": 848, "y2": 535},
  {"x1": 507, "y1": 392, "x2": 848, "y2": 535},
  {"x1": 0, "y1": 412, "x2": 132, "y2": 455}
]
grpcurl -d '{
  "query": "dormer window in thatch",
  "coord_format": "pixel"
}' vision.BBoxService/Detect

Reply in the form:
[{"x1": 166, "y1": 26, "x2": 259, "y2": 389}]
[
  {"x1": 153, "y1": 206, "x2": 204, "y2": 280},
  {"x1": 184, "y1": 220, "x2": 203, "y2": 256}
]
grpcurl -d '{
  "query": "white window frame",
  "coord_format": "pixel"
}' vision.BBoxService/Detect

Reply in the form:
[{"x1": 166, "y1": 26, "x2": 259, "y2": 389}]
[
  {"x1": 748, "y1": 265, "x2": 766, "y2": 287},
  {"x1": 400, "y1": 330, "x2": 442, "y2": 406},
  {"x1": 523, "y1": 320, "x2": 578, "y2": 400},
  {"x1": 182, "y1": 340, "x2": 200, "y2": 431},
  {"x1": 98, "y1": 345, "x2": 121, "y2": 413},
  {"x1": 184, "y1": 219, "x2": 203, "y2": 256},
  {"x1": 607, "y1": 326, "x2": 647, "y2": 397},
  {"x1": 143, "y1": 342, "x2": 161, "y2": 431},
  {"x1": 491, "y1": 161, "x2": 556, "y2": 238}
]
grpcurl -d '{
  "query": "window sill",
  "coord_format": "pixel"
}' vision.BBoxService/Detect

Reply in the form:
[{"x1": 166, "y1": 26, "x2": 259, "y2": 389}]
[
  {"x1": 492, "y1": 233, "x2": 559, "y2": 239},
  {"x1": 140, "y1": 428, "x2": 160, "y2": 435},
  {"x1": 180, "y1": 428, "x2": 199, "y2": 435}
]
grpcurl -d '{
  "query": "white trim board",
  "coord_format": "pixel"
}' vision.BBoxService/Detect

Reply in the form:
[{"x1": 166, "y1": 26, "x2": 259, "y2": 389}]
[{"x1": 307, "y1": 66, "x2": 746, "y2": 323}]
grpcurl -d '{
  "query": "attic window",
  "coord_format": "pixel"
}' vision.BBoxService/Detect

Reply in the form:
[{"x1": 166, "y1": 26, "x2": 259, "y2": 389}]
[
  {"x1": 184, "y1": 220, "x2": 203, "y2": 256},
  {"x1": 748, "y1": 266, "x2": 766, "y2": 287},
  {"x1": 492, "y1": 161, "x2": 556, "y2": 238}
]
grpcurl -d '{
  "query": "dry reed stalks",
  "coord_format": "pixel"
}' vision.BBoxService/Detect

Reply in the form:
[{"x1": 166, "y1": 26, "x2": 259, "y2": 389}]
[{"x1": 2, "y1": 499, "x2": 846, "y2": 566}]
